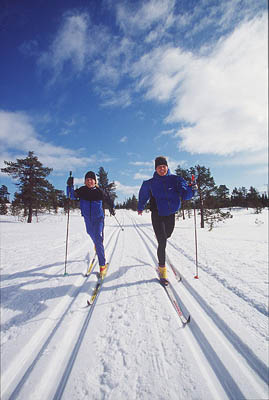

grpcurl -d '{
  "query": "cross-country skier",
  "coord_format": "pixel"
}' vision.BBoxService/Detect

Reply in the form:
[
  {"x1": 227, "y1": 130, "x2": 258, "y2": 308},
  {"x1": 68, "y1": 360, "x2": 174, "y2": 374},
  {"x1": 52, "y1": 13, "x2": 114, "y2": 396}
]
[
  {"x1": 67, "y1": 171, "x2": 115, "y2": 278},
  {"x1": 137, "y1": 156, "x2": 197, "y2": 285}
]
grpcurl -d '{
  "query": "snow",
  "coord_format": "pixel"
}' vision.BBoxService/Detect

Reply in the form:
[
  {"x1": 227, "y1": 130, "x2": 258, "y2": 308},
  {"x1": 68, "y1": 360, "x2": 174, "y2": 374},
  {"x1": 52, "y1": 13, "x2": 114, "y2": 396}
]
[{"x1": 1, "y1": 208, "x2": 268, "y2": 400}]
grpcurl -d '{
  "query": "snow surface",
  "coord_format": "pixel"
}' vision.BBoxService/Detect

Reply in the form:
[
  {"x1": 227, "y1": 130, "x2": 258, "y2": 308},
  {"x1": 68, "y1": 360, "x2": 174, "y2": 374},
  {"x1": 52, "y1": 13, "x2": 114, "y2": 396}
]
[{"x1": 1, "y1": 208, "x2": 268, "y2": 400}]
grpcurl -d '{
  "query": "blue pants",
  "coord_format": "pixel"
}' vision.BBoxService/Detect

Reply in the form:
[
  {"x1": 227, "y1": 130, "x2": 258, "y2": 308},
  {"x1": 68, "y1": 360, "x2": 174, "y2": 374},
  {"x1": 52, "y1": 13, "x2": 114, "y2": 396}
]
[{"x1": 83, "y1": 216, "x2": 105, "y2": 266}]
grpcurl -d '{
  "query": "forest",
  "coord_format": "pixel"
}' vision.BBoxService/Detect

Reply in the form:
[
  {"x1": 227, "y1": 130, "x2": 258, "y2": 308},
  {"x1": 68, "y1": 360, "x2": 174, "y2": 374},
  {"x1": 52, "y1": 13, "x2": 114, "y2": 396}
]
[{"x1": 1, "y1": 151, "x2": 268, "y2": 229}]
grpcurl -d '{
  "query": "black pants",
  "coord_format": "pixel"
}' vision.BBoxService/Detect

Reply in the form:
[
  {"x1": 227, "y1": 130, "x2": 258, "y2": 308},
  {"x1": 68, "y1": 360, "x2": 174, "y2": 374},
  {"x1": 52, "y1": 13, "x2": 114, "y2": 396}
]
[{"x1": 151, "y1": 211, "x2": 175, "y2": 265}]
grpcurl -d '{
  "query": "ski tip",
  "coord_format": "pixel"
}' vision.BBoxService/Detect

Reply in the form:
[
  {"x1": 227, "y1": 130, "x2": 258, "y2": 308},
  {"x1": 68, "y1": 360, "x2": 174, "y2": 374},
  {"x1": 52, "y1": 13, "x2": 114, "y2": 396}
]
[{"x1": 183, "y1": 315, "x2": 191, "y2": 327}]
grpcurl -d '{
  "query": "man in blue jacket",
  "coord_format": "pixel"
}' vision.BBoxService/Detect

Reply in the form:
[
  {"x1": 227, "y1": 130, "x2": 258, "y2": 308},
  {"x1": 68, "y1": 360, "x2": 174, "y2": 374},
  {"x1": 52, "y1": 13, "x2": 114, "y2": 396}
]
[
  {"x1": 67, "y1": 171, "x2": 115, "y2": 278},
  {"x1": 137, "y1": 156, "x2": 196, "y2": 285}
]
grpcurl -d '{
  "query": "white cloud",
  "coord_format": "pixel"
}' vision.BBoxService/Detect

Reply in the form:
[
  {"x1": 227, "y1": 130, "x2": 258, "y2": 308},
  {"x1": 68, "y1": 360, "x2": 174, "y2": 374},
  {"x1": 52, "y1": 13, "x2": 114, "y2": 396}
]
[
  {"x1": 115, "y1": 0, "x2": 175, "y2": 35},
  {"x1": 114, "y1": 180, "x2": 140, "y2": 196},
  {"x1": 132, "y1": 13, "x2": 267, "y2": 158},
  {"x1": 129, "y1": 161, "x2": 153, "y2": 167},
  {"x1": 0, "y1": 110, "x2": 104, "y2": 172},
  {"x1": 99, "y1": 89, "x2": 132, "y2": 108},
  {"x1": 171, "y1": 15, "x2": 267, "y2": 156},
  {"x1": 38, "y1": 12, "x2": 91, "y2": 81},
  {"x1": 134, "y1": 173, "x2": 151, "y2": 180},
  {"x1": 215, "y1": 149, "x2": 268, "y2": 167},
  {"x1": 120, "y1": 136, "x2": 128, "y2": 143}
]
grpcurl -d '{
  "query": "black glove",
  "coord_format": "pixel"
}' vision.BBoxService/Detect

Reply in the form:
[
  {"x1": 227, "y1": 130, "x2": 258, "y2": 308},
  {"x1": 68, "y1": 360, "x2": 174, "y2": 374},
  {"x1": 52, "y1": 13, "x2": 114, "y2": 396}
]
[
  {"x1": 67, "y1": 176, "x2": 74, "y2": 187},
  {"x1": 110, "y1": 209, "x2": 115, "y2": 216}
]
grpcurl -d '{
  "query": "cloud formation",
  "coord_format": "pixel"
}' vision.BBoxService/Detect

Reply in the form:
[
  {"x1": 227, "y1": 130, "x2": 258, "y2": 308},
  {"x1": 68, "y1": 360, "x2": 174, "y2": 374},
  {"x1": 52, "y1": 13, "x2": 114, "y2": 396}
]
[
  {"x1": 37, "y1": 2, "x2": 267, "y2": 165},
  {"x1": 0, "y1": 110, "x2": 109, "y2": 172},
  {"x1": 38, "y1": 12, "x2": 91, "y2": 81},
  {"x1": 114, "y1": 180, "x2": 140, "y2": 197},
  {"x1": 133, "y1": 14, "x2": 267, "y2": 157}
]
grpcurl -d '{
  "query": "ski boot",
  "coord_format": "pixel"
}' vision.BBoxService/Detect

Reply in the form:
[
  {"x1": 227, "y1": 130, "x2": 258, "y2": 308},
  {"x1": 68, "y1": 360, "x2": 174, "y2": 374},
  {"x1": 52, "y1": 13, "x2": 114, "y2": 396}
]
[
  {"x1": 99, "y1": 264, "x2": 108, "y2": 279},
  {"x1": 158, "y1": 265, "x2": 169, "y2": 286}
]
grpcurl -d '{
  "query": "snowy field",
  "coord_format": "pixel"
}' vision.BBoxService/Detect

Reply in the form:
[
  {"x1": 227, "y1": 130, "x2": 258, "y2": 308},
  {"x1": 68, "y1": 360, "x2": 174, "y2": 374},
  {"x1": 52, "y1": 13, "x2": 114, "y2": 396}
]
[{"x1": 1, "y1": 208, "x2": 268, "y2": 400}]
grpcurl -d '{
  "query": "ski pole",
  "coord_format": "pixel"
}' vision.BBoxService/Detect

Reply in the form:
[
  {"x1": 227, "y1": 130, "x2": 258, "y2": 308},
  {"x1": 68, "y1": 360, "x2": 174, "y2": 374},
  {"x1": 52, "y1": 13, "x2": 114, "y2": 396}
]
[
  {"x1": 113, "y1": 214, "x2": 124, "y2": 231},
  {"x1": 192, "y1": 175, "x2": 199, "y2": 279},
  {"x1": 64, "y1": 171, "x2": 72, "y2": 276}
]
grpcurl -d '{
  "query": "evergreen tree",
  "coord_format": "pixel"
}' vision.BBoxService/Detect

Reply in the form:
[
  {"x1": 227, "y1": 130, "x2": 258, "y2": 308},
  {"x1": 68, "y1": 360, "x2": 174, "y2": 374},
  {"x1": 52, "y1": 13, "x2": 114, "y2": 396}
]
[
  {"x1": 97, "y1": 166, "x2": 117, "y2": 205},
  {"x1": 175, "y1": 166, "x2": 191, "y2": 219},
  {"x1": 175, "y1": 164, "x2": 216, "y2": 228},
  {"x1": 231, "y1": 187, "x2": 248, "y2": 207},
  {"x1": 247, "y1": 186, "x2": 263, "y2": 213},
  {"x1": 0, "y1": 185, "x2": 10, "y2": 202},
  {"x1": 215, "y1": 185, "x2": 230, "y2": 208},
  {"x1": 46, "y1": 184, "x2": 64, "y2": 213},
  {"x1": 192, "y1": 165, "x2": 216, "y2": 228},
  {"x1": 0, "y1": 185, "x2": 10, "y2": 215},
  {"x1": 1, "y1": 151, "x2": 53, "y2": 223}
]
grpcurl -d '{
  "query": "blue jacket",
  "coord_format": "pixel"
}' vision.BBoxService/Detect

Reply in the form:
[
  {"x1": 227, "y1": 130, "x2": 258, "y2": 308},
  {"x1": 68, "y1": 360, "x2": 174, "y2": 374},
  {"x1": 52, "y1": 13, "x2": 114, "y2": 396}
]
[{"x1": 138, "y1": 169, "x2": 194, "y2": 216}]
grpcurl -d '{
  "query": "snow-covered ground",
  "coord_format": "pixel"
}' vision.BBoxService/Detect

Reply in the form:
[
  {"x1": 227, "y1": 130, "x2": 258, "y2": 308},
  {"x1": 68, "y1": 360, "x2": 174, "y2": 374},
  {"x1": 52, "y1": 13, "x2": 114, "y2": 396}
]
[{"x1": 1, "y1": 208, "x2": 268, "y2": 400}]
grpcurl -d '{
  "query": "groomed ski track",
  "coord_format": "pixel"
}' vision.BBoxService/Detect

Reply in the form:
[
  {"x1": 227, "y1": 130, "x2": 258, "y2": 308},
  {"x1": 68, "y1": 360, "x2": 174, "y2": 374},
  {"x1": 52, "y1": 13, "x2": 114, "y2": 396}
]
[{"x1": 1, "y1": 210, "x2": 268, "y2": 400}]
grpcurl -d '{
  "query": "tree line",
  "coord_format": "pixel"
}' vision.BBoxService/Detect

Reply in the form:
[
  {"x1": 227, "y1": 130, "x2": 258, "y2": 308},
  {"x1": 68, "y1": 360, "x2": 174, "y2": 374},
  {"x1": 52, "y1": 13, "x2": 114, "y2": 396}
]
[
  {"x1": 116, "y1": 165, "x2": 268, "y2": 229},
  {"x1": 1, "y1": 152, "x2": 268, "y2": 227},
  {"x1": 0, "y1": 152, "x2": 117, "y2": 222}
]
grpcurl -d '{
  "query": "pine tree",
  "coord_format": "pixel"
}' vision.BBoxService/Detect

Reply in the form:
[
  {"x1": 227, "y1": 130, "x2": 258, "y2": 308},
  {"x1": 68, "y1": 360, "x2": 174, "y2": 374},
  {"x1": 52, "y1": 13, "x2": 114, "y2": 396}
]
[
  {"x1": 247, "y1": 186, "x2": 263, "y2": 213},
  {"x1": 175, "y1": 164, "x2": 216, "y2": 228},
  {"x1": 231, "y1": 187, "x2": 247, "y2": 207},
  {"x1": 97, "y1": 166, "x2": 117, "y2": 205},
  {"x1": 0, "y1": 185, "x2": 10, "y2": 215},
  {"x1": 1, "y1": 151, "x2": 53, "y2": 223},
  {"x1": 0, "y1": 185, "x2": 10, "y2": 202},
  {"x1": 215, "y1": 185, "x2": 230, "y2": 208},
  {"x1": 190, "y1": 165, "x2": 216, "y2": 228},
  {"x1": 175, "y1": 165, "x2": 191, "y2": 219}
]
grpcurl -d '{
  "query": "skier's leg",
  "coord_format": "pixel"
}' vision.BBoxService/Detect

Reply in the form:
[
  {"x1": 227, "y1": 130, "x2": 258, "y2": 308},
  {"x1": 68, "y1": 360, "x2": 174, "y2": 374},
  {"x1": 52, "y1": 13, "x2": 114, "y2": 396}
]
[
  {"x1": 151, "y1": 211, "x2": 167, "y2": 267},
  {"x1": 165, "y1": 213, "x2": 175, "y2": 239},
  {"x1": 92, "y1": 218, "x2": 107, "y2": 277},
  {"x1": 84, "y1": 216, "x2": 95, "y2": 242}
]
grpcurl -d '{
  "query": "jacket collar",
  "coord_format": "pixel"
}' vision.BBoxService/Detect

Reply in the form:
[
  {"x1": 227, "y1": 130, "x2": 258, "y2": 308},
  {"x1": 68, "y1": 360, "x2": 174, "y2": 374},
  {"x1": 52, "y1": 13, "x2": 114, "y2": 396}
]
[{"x1": 153, "y1": 168, "x2": 171, "y2": 179}]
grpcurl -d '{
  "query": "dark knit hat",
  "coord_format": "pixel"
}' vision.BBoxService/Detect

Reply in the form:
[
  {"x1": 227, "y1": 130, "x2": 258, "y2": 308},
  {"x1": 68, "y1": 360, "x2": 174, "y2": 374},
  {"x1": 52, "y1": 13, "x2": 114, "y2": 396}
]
[
  {"x1": 85, "y1": 171, "x2": 97, "y2": 182},
  {"x1": 155, "y1": 156, "x2": 168, "y2": 169}
]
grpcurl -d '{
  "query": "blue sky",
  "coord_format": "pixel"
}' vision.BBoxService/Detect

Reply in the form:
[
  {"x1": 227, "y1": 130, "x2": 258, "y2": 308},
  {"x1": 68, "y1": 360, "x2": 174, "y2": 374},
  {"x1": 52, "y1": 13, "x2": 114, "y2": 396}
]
[{"x1": 0, "y1": 0, "x2": 268, "y2": 204}]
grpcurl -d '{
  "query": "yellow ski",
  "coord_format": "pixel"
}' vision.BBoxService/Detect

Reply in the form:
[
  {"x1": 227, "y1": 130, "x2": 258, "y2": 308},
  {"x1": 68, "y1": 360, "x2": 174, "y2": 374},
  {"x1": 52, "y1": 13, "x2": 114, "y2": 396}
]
[
  {"x1": 85, "y1": 252, "x2": 97, "y2": 277},
  {"x1": 87, "y1": 263, "x2": 109, "y2": 306}
]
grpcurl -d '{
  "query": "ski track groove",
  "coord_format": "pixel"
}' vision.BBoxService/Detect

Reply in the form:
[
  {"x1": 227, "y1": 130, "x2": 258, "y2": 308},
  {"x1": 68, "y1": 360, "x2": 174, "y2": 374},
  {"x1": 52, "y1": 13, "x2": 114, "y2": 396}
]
[
  {"x1": 135, "y1": 215, "x2": 269, "y2": 382},
  {"x1": 2, "y1": 211, "x2": 268, "y2": 400},
  {"x1": 52, "y1": 227, "x2": 123, "y2": 400},
  {"x1": 128, "y1": 212, "x2": 268, "y2": 400},
  {"x1": 1, "y1": 225, "x2": 121, "y2": 400},
  {"x1": 167, "y1": 239, "x2": 268, "y2": 318}
]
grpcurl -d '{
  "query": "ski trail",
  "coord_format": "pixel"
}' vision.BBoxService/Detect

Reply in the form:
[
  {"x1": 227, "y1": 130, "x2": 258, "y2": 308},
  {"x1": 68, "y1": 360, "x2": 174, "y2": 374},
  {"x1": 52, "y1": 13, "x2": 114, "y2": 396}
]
[
  {"x1": 1, "y1": 227, "x2": 119, "y2": 400},
  {"x1": 62, "y1": 211, "x2": 203, "y2": 399},
  {"x1": 130, "y1": 212, "x2": 268, "y2": 400},
  {"x1": 126, "y1": 213, "x2": 227, "y2": 399}
]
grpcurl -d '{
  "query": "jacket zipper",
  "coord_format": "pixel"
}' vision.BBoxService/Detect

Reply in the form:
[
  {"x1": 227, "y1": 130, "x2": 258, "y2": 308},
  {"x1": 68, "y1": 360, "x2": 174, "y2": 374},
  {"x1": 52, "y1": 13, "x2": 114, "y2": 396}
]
[{"x1": 162, "y1": 179, "x2": 172, "y2": 215}]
